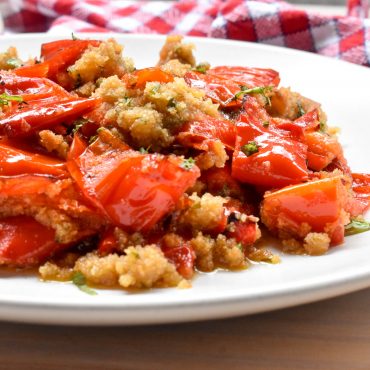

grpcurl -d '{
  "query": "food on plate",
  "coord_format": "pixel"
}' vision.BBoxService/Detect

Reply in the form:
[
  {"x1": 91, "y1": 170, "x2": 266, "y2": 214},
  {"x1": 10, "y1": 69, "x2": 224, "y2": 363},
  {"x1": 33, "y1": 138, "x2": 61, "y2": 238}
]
[{"x1": 0, "y1": 35, "x2": 368, "y2": 292}]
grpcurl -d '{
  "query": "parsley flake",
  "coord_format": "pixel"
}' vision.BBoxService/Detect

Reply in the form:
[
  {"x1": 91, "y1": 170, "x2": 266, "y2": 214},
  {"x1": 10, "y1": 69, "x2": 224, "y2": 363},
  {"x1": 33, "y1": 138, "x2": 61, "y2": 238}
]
[
  {"x1": 0, "y1": 94, "x2": 23, "y2": 106},
  {"x1": 89, "y1": 135, "x2": 98, "y2": 144},
  {"x1": 72, "y1": 118, "x2": 88, "y2": 134},
  {"x1": 262, "y1": 121, "x2": 270, "y2": 128},
  {"x1": 72, "y1": 272, "x2": 97, "y2": 295},
  {"x1": 193, "y1": 62, "x2": 210, "y2": 74},
  {"x1": 233, "y1": 86, "x2": 272, "y2": 103},
  {"x1": 345, "y1": 219, "x2": 370, "y2": 236},
  {"x1": 149, "y1": 84, "x2": 160, "y2": 95},
  {"x1": 319, "y1": 121, "x2": 327, "y2": 133},
  {"x1": 297, "y1": 101, "x2": 305, "y2": 117},
  {"x1": 167, "y1": 98, "x2": 176, "y2": 108},
  {"x1": 6, "y1": 58, "x2": 22, "y2": 69},
  {"x1": 242, "y1": 141, "x2": 259, "y2": 157},
  {"x1": 139, "y1": 147, "x2": 148, "y2": 154},
  {"x1": 123, "y1": 96, "x2": 132, "y2": 106},
  {"x1": 180, "y1": 157, "x2": 195, "y2": 170}
]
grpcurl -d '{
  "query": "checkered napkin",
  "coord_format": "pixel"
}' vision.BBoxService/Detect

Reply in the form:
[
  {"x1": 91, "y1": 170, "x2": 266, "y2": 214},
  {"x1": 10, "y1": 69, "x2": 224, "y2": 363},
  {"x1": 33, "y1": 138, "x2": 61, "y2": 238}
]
[{"x1": 4, "y1": 0, "x2": 370, "y2": 67}]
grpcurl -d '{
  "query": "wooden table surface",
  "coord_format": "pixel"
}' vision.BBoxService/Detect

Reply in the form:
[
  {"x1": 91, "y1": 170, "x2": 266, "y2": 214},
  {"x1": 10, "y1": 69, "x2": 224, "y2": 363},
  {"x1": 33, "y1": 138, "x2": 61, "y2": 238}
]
[{"x1": 1, "y1": 288, "x2": 370, "y2": 370}]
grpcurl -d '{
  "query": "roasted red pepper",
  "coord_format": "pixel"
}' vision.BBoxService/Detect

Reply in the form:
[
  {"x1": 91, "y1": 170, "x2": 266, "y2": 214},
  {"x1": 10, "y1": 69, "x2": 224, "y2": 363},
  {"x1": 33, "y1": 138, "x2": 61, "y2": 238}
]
[
  {"x1": 201, "y1": 165, "x2": 244, "y2": 197},
  {"x1": 261, "y1": 176, "x2": 349, "y2": 245},
  {"x1": 134, "y1": 67, "x2": 174, "y2": 88},
  {"x1": 0, "y1": 71, "x2": 71, "y2": 104},
  {"x1": 41, "y1": 39, "x2": 101, "y2": 61},
  {"x1": 304, "y1": 131, "x2": 349, "y2": 173},
  {"x1": 14, "y1": 39, "x2": 101, "y2": 82},
  {"x1": 13, "y1": 63, "x2": 50, "y2": 78},
  {"x1": 0, "y1": 216, "x2": 66, "y2": 266},
  {"x1": 184, "y1": 71, "x2": 241, "y2": 108},
  {"x1": 162, "y1": 243, "x2": 195, "y2": 279},
  {"x1": 208, "y1": 66, "x2": 280, "y2": 88},
  {"x1": 274, "y1": 109, "x2": 320, "y2": 139},
  {"x1": 177, "y1": 114, "x2": 236, "y2": 151},
  {"x1": 351, "y1": 173, "x2": 370, "y2": 211},
  {"x1": 0, "y1": 137, "x2": 68, "y2": 178},
  {"x1": 67, "y1": 135, "x2": 200, "y2": 232},
  {"x1": 228, "y1": 221, "x2": 259, "y2": 246},
  {"x1": 184, "y1": 66, "x2": 279, "y2": 109},
  {"x1": 98, "y1": 228, "x2": 119, "y2": 255},
  {"x1": 232, "y1": 98, "x2": 308, "y2": 188},
  {"x1": 0, "y1": 173, "x2": 105, "y2": 255},
  {"x1": 0, "y1": 98, "x2": 100, "y2": 137}
]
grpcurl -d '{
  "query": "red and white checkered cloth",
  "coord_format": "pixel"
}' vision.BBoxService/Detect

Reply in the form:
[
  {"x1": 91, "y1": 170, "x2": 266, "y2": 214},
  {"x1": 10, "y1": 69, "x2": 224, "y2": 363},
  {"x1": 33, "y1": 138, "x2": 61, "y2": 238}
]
[{"x1": 4, "y1": 0, "x2": 370, "y2": 67}]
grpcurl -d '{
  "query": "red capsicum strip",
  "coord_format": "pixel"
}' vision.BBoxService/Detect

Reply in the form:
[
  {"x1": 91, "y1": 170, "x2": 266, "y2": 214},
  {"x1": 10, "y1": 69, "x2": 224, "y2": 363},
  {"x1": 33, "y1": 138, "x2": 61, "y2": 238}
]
[
  {"x1": 162, "y1": 243, "x2": 196, "y2": 280},
  {"x1": 184, "y1": 71, "x2": 241, "y2": 108},
  {"x1": 0, "y1": 216, "x2": 66, "y2": 267},
  {"x1": 208, "y1": 66, "x2": 280, "y2": 88},
  {"x1": 0, "y1": 71, "x2": 71, "y2": 104},
  {"x1": 134, "y1": 67, "x2": 174, "y2": 88},
  {"x1": 232, "y1": 98, "x2": 308, "y2": 188},
  {"x1": 261, "y1": 176, "x2": 349, "y2": 245},
  {"x1": 274, "y1": 109, "x2": 320, "y2": 139},
  {"x1": 14, "y1": 40, "x2": 101, "y2": 80},
  {"x1": 67, "y1": 135, "x2": 200, "y2": 232},
  {"x1": 177, "y1": 114, "x2": 236, "y2": 151},
  {"x1": 0, "y1": 137, "x2": 68, "y2": 178},
  {"x1": 0, "y1": 97, "x2": 100, "y2": 137},
  {"x1": 351, "y1": 173, "x2": 370, "y2": 211}
]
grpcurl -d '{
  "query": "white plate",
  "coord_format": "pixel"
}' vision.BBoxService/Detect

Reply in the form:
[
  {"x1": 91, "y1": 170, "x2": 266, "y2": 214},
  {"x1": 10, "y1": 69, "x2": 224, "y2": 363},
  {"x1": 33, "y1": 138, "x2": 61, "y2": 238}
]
[{"x1": 0, "y1": 33, "x2": 369, "y2": 326}]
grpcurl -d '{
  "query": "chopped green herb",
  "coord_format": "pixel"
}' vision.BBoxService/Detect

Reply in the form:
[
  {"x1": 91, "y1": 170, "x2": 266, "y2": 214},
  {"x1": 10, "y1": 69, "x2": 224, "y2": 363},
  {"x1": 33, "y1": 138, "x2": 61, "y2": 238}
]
[
  {"x1": 345, "y1": 219, "x2": 370, "y2": 236},
  {"x1": 193, "y1": 62, "x2": 210, "y2": 74},
  {"x1": 180, "y1": 157, "x2": 195, "y2": 170},
  {"x1": 149, "y1": 84, "x2": 160, "y2": 95},
  {"x1": 89, "y1": 135, "x2": 98, "y2": 144},
  {"x1": 241, "y1": 141, "x2": 259, "y2": 157},
  {"x1": 123, "y1": 96, "x2": 132, "y2": 106},
  {"x1": 319, "y1": 121, "x2": 326, "y2": 133},
  {"x1": 72, "y1": 118, "x2": 88, "y2": 134},
  {"x1": 6, "y1": 58, "x2": 22, "y2": 69},
  {"x1": 139, "y1": 145, "x2": 151, "y2": 154},
  {"x1": 72, "y1": 124, "x2": 83, "y2": 134},
  {"x1": 72, "y1": 271, "x2": 85, "y2": 286},
  {"x1": 297, "y1": 101, "x2": 305, "y2": 117},
  {"x1": 167, "y1": 98, "x2": 177, "y2": 108},
  {"x1": 0, "y1": 93, "x2": 23, "y2": 106},
  {"x1": 234, "y1": 86, "x2": 272, "y2": 101},
  {"x1": 72, "y1": 272, "x2": 97, "y2": 295},
  {"x1": 262, "y1": 121, "x2": 270, "y2": 128},
  {"x1": 72, "y1": 32, "x2": 79, "y2": 41},
  {"x1": 236, "y1": 243, "x2": 244, "y2": 252}
]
